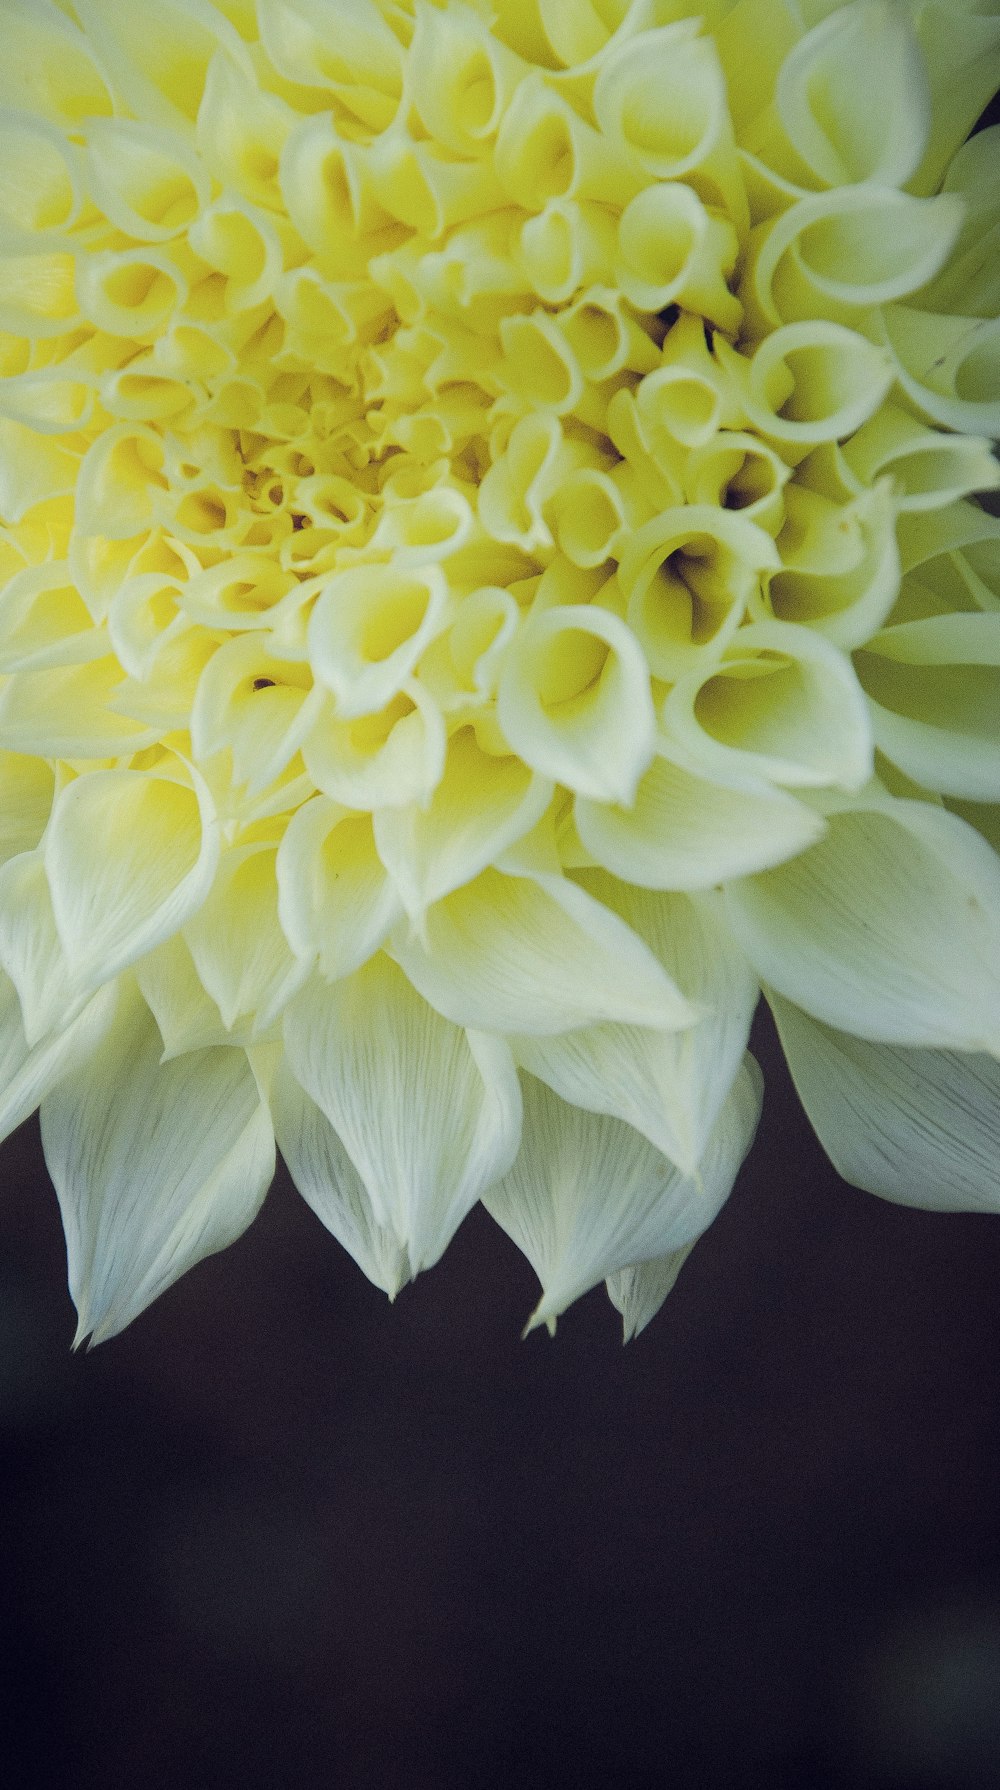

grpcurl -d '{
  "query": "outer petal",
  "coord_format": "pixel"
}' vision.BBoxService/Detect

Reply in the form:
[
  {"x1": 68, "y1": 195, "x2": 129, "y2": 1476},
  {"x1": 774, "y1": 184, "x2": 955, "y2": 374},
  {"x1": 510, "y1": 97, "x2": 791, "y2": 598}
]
[
  {"x1": 44, "y1": 761, "x2": 220, "y2": 989},
  {"x1": 509, "y1": 882, "x2": 759, "y2": 1173},
  {"x1": 276, "y1": 797, "x2": 403, "y2": 981},
  {"x1": 184, "y1": 843, "x2": 306, "y2": 1033},
  {"x1": 373, "y1": 728, "x2": 553, "y2": 920},
  {"x1": 770, "y1": 991, "x2": 1000, "y2": 1213},
  {"x1": 0, "y1": 851, "x2": 83, "y2": 1046},
  {"x1": 282, "y1": 958, "x2": 522, "y2": 1272},
  {"x1": 575, "y1": 749, "x2": 826, "y2": 891},
  {"x1": 270, "y1": 1058, "x2": 411, "y2": 1299},
  {"x1": 485, "y1": 1057, "x2": 763, "y2": 1331},
  {"x1": 40, "y1": 982, "x2": 274, "y2": 1344},
  {"x1": 390, "y1": 866, "x2": 700, "y2": 1035},
  {"x1": 0, "y1": 972, "x2": 117, "y2": 1148},
  {"x1": 725, "y1": 795, "x2": 1000, "y2": 1050},
  {"x1": 606, "y1": 1243, "x2": 695, "y2": 1344}
]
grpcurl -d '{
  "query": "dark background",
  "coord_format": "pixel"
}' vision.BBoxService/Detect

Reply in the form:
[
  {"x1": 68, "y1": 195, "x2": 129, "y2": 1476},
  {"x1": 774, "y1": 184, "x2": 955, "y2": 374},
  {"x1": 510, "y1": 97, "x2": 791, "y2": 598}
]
[{"x1": 2, "y1": 1008, "x2": 999, "y2": 1790}]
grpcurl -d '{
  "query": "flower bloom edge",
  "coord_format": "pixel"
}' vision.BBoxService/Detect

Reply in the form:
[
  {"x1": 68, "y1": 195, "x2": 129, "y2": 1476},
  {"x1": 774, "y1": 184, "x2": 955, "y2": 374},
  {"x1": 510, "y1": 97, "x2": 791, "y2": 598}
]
[{"x1": 1, "y1": 0, "x2": 999, "y2": 1344}]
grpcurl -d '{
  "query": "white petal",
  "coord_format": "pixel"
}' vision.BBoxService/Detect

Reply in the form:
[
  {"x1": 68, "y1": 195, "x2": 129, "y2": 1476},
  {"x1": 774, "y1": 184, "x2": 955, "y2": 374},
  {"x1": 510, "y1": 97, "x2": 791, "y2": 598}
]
[
  {"x1": 485, "y1": 1057, "x2": 762, "y2": 1329},
  {"x1": 44, "y1": 762, "x2": 220, "y2": 988},
  {"x1": 135, "y1": 933, "x2": 230, "y2": 1059},
  {"x1": 276, "y1": 796, "x2": 403, "y2": 981},
  {"x1": 509, "y1": 882, "x2": 759, "y2": 1172},
  {"x1": 373, "y1": 728, "x2": 553, "y2": 919},
  {"x1": 184, "y1": 843, "x2": 306, "y2": 1033},
  {"x1": 495, "y1": 601, "x2": 656, "y2": 804},
  {"x1": 606, "y1": 1243, "x2": 694, "y2": 1344},
  {"x1": 390, "y1": 865, "x2": 699, "y2": 1034},
  {"x1": 0, "y1": 972, "x2": 117, "y2": 1147},
  {"x1": 0, "y1": 851, "x2": 83, "y2": 1045},
  {"x1": 270, "y1": 1058, "x2": 410, "y2": 1298},
  {"x1": 725, "y1": 795, "x2": 1000, "y2": 1049},
  {"x1": 40, "y1": 982, "x2": 274, "y2": 1343},
  {"x1": 770, "y1": 991, "x2": 1000, "y2": 1213},
  {"x1": 282, "y1": 959, "x2": 522, "y2": 1271},
  {"x1": 855, "y1": 614, "x2": 1000, "y2": 800},
  {"x1": 575, "y1": 748, "x2": 826, "y2": 890},
  {"x1": 660, "y1": 619, "x2": 874, "y2": 793},
  {"x1": 0, "y1": 751, "x2": 54, "y2": 866},
  {"x1": 776, "y1": 0, "x2": 929, "y2": 188}
]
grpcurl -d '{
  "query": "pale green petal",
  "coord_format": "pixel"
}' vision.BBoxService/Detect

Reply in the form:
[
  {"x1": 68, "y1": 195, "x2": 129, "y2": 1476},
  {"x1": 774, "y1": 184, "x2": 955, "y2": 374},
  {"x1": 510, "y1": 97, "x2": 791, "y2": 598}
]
[
  {"x1": 855, "y1": 613, "x2": 1000, "y2": 800},
  {"x1": 775, "y1": 0, "x2": 930, "y2": 188},
  {"x1": 135, "y1": 933, "x2": 231, "y2": 1059},
  {"x1": 661, "y1": 618, "x2": 874, "y2": 792},
  {"x1": 606, "y1": 1242, "x2": 695, "y2": 1344},
  {"x1": 725, "y1": 795, "x2": 1000, "y2": 1049},
  {"x1": 276, "y1": 796, "x2": 403, "y2": 981},
  {"x1": 0, "y1": 971, "x2": 117, "y2": 1148},
  {"x1": 575, "y1": 748, "x2": 826, "y2": 891},
  {"x1": 44, "y1": 762, "x2": 220, "y2": 988},
  {"x1": 184, "y1": 842, "x2": 306, "y2": 1033},
  {"x1": 485, "y1": 1057, "x2": 763, "y2": 1330},
  {"x1": 509, "y1": 882, "x2": 758, "y2": 1174},
  {"x1": 282, "y1": 958, "x2": 522, "y2": 1272},
  {"x1": 0, "y1": 752, "x2": 54, "y2": 867},
  {"x1": 270, "y1": 1057, "x2": 411, "y2": 1298},
  {"x1": 40, "y1": 981, "x2": 274, "y2": 1344},
  {"x1": 770, "y1": 991, "x2": 1000, "y2": 1213},
  {"x1": 390, "y1": 865, "x2": 699, "y2": 1034},
  {"x1": 373, "y1": 728, "x2": 553, "y2": 920},
  {"x1": 0, "y1": 851, "x2": 83, "y2": 1046}
]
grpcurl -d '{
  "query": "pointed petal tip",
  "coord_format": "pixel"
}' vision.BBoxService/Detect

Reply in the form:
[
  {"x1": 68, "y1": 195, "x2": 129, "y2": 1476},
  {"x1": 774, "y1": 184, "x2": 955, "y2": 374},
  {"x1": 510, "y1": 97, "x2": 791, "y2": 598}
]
[{"x1": 521, "y1": 1302, "x2": 558, "y2": 1340}]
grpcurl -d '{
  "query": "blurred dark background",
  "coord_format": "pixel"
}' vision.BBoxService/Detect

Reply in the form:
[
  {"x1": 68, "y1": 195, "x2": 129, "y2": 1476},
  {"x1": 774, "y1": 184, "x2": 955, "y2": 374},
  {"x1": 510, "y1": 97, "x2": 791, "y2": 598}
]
[{"x1": 2, "y1": 1008, "x2": 999, "y2": 1790}]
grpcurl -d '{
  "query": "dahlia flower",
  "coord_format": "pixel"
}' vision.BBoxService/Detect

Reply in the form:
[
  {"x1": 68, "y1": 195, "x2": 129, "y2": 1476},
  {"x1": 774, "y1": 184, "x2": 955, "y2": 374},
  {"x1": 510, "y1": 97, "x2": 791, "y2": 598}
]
[{"x1": 1, "y1": 0, "x2": 998, "y2": 1346}]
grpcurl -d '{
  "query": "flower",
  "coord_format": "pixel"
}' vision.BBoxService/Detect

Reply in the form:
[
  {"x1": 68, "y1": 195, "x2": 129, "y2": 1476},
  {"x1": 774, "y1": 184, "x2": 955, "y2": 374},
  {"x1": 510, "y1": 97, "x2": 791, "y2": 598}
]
[{"x1": 1, "y1": 0, "x2": 999, "y2": 1347}]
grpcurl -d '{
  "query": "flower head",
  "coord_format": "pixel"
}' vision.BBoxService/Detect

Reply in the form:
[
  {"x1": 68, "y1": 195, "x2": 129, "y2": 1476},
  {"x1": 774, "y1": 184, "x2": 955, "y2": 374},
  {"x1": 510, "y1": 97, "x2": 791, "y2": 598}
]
[{"x1": 1, "y1": 0, "x2": 999, "y2": 1344}]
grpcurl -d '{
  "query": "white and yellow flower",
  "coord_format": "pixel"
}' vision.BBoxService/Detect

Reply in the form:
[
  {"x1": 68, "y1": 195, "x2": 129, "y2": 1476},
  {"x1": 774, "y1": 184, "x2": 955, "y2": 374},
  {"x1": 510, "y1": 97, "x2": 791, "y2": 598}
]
[{"x1": 1, "y1": 0, "x2": 999, "y2": 1344}]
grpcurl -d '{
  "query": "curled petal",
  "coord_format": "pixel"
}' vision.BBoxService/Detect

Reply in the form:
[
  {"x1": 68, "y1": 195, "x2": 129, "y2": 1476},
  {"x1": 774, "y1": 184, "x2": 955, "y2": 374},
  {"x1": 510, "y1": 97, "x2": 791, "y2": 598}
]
[{"x1": 44, "y1": 761, "x2": 220, "y2": 989}]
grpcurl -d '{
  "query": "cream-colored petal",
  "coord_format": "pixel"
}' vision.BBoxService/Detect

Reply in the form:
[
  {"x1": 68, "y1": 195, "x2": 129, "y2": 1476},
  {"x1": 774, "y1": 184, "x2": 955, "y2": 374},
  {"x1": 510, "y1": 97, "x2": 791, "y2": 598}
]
[
  {"x1": 184, "y1": 843, "x2": 306, "y2": 1033},
  {"x1": 0, "y1": 752, "x2": 54, "y2": 867},
  {"x1": 390, "y1": 865, "x2": 699, "y2": 1035},
  {"x1": 74, "y1": 0, "x2": 253, "y2": 134},
  {"x1": 510, "y1": 881, "x2": 759, "y2": 1173},
  {"x1": 770, "y1": 991, "x2": 1000, "y2": 1213},
  {"x1": 661, "y1": 618, "x2": 874, "y2": 793},
  {"x1": 40, "y1": 981, "x2": 274, "y2": 1344},
  {"x1": 0, "y1": 972, "x2": 117, "y2": 1149},
  {"x1": 485, "y1": 1057, "x2": 762, "y2": 1329},
  {"x1": 135, "y1": 934, "x2": 230, "y2": 1059},
  {"x1": 44, "y1": 762, "x2": 220, "y2": 989},
  {"x1": 0, "y1": 0, "x2": 113, "y2": 127},
  {"x1": 776, "y1": 0, "x2": 929, "y2": 188},
  {"x1": 270, "y1": 1059, "x2": 410, "y2": 1298},
  {"x1": 496, "y1": 601, "x2": 656, "y2": 804},
  {"x1": 606, "y1": 1243, "x2": 695, "y2": 1344},
  {"x1": 276, "y1": 797, "x2": 403, "y2": 981},
  {"x1": 726, "y1": 795, "x2": 1000, "y2": 1050},
  {"x1": 0, "y1": 851, "x2": 83, "y2": 1047},
  {"x1": 575, "y1": 747, "x2": 827, "y2": 891},
  {"x1": 283, "y1": 959, "x2": 522, "y2": 1272},
  {"x1": 374, "y1": 728, "x2": 554, "y2": 919}
]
